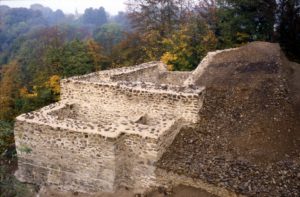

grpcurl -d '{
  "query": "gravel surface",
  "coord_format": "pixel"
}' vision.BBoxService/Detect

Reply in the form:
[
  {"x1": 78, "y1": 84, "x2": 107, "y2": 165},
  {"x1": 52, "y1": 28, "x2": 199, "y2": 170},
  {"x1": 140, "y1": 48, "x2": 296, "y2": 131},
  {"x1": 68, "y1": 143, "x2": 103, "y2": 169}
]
[{"x1": 158, "y1": 42, "x2": 300, "y2": 197}]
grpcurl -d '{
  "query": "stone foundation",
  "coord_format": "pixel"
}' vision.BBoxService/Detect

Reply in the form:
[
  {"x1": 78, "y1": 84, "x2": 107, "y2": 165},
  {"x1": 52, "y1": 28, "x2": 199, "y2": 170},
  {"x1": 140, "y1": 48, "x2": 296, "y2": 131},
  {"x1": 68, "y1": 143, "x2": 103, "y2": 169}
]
[{"x1": 14, "y1": 62, "x2": 204, "y2": 193}]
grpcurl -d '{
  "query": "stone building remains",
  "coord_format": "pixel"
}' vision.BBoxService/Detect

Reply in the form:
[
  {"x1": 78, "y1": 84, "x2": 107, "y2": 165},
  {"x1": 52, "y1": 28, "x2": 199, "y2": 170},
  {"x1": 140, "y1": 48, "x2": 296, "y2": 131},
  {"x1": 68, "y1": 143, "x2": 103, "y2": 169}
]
[
  {"x1": 14, "y1": 42, "x2": 300, "y2": 196},
  {"x1": 14, "y1": 61, "x2": 204, "y2": 193}
]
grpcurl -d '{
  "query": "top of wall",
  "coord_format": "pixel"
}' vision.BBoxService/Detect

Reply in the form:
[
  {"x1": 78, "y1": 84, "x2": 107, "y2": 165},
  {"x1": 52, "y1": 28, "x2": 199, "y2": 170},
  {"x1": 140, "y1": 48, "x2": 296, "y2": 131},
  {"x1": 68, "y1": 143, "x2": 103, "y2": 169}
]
[
  {"x1": 16, "y1": 101, "x2": 177, "y2": 139},
  {"x1": 67, "y1": 62, "x2": 166, "y2": 82},
  {"x1": 61, "y1": 61, "x2": 203, "y2": 96}
]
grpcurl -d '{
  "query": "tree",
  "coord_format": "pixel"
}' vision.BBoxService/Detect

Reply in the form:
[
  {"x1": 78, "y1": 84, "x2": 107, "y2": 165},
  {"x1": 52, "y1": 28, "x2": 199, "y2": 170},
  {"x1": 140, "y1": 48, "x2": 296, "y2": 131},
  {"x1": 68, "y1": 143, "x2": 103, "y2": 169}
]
[
  {"x1": 111, "y1": 32, "x2": 148, "y2": 67},
  {"x1": 87, "y1": 39, "x2": 107, "y2": 71},
  {"x1": 161, "y1": 20, "x2": 217, "y2": 71},
  {"x1": 0, "y1": 121, "x2": 13, "y2": 155},
  {"x1": 277, "y1": 0, "x2": 300, "y2": 61},
  {"x1": 16, "y1": 26, "x2": 66, "y2": 87},
  {"x1": 81, "y1": 7, "x2": 108, "y2": 26},
  {"x1": 93, "y1": 23, "x2": 123, "y2": 56},
  {"x1": 0, "y1": 120, "x2": 33, "y2": 196},
  {"x1": 216, "y1": 0, "x2": 277, "y2": 47},
  {"x1": 126, "y1": 0, "x2": 194, "y2": 35},
  {"x1": 46, "y1": 39, "x2": 96, "y2": 77},
  {"x1": 0, "y1": 61, "x2": 21, "y2": 120},
  {"x1": 126, "y1": 0, "x2": 197, "y2": 60},
  {"x1": 112, "y1": 11, "x2": 131, "y2": 31}
]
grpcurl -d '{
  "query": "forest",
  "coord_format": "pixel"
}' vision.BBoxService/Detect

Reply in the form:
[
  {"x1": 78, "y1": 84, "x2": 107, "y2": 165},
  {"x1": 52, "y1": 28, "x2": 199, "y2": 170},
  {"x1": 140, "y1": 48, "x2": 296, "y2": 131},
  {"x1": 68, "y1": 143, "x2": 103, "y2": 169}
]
[{"x1": 0, "y1": 0, "x2": 299, "y2": 196}]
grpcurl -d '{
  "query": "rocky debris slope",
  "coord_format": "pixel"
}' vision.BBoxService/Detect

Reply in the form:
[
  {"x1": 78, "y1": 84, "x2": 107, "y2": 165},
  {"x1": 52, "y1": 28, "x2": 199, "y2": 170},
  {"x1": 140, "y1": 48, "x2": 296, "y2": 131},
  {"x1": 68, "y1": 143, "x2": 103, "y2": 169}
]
[{"x1": 158, "y1": 42, "x2": 300, "y2": 197}]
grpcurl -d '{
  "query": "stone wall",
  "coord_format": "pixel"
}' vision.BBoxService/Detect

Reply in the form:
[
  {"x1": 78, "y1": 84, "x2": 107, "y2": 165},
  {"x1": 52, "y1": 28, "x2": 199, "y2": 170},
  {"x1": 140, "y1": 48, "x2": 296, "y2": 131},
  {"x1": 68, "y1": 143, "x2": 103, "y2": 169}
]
[
  {"x1": 15, "y1": 120, "x2": 116, "y2": 193},
  {"x1": 110, "y1": 62, "x2": 167, "y2": 83},
  {"x1": 109, "y1": 63, "x2": 190, "y2": 86},
  {"x1": 77, "y1": 62, "x2": 165, "y2": 83},
  {"x1": 158, "y1": 71, "x2": 191, "y2": 86},
  {"x1": 15, "y1": 115, "x2": 185, "y2": 193},
  {"x1": 14, "y1": 61, "x2": 205, "y2": 194},
  {"x1": 113, "y1": 120, "x2": 183, "y2": 193},
  {"x1": 60, "y1": 81, "x2": 203, "y2": 124},
  {"x1": 115, "y1": 135, "x2": 158, "y2": 192}
]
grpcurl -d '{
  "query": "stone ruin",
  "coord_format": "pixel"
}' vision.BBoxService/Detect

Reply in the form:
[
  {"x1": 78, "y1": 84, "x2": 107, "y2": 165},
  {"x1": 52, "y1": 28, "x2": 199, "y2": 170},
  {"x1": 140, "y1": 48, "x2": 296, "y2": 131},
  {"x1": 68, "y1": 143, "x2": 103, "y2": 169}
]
[
  {"x1": 14, "y1": 42, "x2": 300, "y2": 196},
  {"x1": 14, "y1": 61, "x2": 205, "y2": 193}
]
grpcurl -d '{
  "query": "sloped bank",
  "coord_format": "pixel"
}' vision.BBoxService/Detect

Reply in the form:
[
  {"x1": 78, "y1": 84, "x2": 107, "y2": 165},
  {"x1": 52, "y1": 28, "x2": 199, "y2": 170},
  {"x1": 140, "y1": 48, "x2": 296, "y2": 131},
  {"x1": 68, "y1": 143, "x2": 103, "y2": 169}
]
[{"x1": 157, "y1": 42, "x2": 300, "y2": 197}]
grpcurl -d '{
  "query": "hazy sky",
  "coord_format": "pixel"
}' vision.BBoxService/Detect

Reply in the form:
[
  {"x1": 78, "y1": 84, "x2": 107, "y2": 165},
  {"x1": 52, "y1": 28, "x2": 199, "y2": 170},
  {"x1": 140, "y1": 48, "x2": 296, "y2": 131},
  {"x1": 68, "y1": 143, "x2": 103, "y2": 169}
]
[{"x1": 0, "y1": 0, "x2": 127, "y2": 15}]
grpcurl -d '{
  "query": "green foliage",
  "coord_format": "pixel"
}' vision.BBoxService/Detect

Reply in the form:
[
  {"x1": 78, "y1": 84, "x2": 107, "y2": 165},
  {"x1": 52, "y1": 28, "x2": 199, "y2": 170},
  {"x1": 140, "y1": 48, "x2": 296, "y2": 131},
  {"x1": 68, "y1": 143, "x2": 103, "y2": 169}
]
[
  {"x1": 46, "y1": 39, "x2": 96, "y2": 77},
  {"x1": 0, "y1": 121, "x2": 14, "y2": 155},
  {"x1": 216, "y1": 0, "x2": 277, "y2": 47},
  {"x1": 0, "y1": 165, "x2": 34, "y2": 197},
  {"x1": 94, "y1": 23, "x2": 123, "y2": 55},
  {"x1": 0, "y1": 121, "x2": 27, "y2": 197}
]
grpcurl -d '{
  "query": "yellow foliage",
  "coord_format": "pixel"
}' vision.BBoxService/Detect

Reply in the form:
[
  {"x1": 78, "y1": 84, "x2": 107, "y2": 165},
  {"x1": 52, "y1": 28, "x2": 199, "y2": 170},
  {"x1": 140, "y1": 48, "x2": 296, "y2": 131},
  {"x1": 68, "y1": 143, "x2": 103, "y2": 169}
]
[
  {"x1": 202, "y1": 31, "x2": 218, "y2": 51},
  {"x1": 236, "y1": 32, "x2": 250, "y2": 44},
  {"x1": 19, "y1": 87, "x2": 27, "y2": 96},
  {"x1": 167, "y1": 64, "x2": 174, "y2": 71},
  {"x1": 142, "y1": 30, "x2": 163, "y2": 60},
  {"x1": 19, "y1": 87, "x2": 37, "y2": 98},
  {"x1": 161, "y1": 52, "x2": 177, "y2": 71},
  {"x1": 46, "y1": 75, "x2": 61, "y2": 94}
]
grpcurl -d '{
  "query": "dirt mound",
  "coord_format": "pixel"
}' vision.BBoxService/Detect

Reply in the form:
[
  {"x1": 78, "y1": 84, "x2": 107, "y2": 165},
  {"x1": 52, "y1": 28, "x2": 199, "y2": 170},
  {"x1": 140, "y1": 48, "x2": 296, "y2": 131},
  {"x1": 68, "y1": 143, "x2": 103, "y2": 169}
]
[{"x1": 158, "y1": 42, "x2": 300, "y2": 196}]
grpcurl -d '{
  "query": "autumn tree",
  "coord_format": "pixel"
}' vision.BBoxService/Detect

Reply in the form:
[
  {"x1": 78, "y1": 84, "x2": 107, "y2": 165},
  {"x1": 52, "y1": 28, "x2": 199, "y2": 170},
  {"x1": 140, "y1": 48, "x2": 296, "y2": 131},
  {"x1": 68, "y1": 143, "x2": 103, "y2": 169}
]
[
  {"x1": 87, "y1": 39, "x2": 106, "y2": 71},
  {"x1": 111, "y1": 32, "x2": 148, "y2": 67},
  {"x1": 126, "y1": 0, "x2": 197, "y2": 60},
  {"x1": 0, "y1": 61, "x2": 21, "y2": 120},
  {"x1": 161, "y1": 20, "x2": 217, "y2": 71}
]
